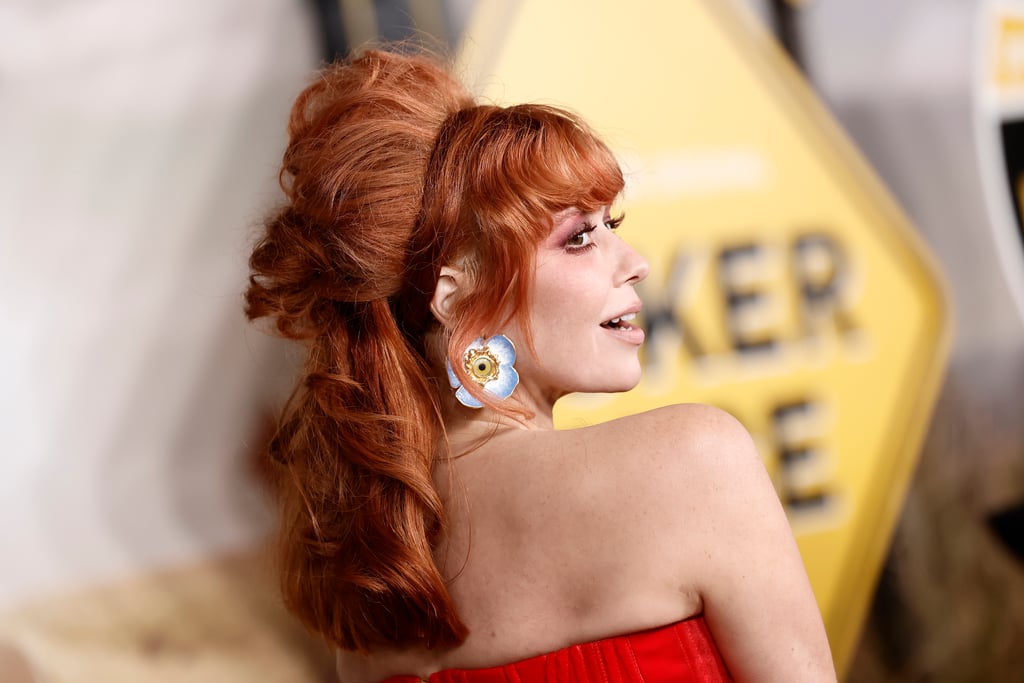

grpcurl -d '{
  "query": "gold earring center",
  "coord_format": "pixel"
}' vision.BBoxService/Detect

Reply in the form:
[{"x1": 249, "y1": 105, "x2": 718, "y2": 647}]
[{"x1": 463, "y1": 347, "x2": 500, "y2": 385}]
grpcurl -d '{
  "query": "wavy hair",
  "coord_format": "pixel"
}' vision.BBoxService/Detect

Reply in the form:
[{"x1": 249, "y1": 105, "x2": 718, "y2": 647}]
[{"x1": 245, "y1": 49, "x2": 623, "y2": 652}]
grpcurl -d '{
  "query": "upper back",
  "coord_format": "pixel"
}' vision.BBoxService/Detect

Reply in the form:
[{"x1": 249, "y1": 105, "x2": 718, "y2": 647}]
[{"x1": 337, "y1": 403, "x2": 743, "y2": 682}]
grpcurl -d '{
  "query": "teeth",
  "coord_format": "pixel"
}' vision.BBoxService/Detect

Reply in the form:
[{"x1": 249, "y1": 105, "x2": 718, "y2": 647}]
[{"x1": 604, "y1": 312, "x2": 637, "y2": 327}]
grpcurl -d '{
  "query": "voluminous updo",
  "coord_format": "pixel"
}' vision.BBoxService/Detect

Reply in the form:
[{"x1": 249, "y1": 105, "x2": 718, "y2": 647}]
[{"x1": 245, "y1": 49, "x2": 623, "y2": 651}]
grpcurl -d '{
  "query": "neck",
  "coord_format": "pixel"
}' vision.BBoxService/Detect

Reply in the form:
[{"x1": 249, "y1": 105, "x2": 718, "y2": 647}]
[
  {"x1": 437, "y1": 409, "x2": 555, "y2": 473},
  {"x1": 442, "y1": 381, "x2": 560, "y2": 432}
]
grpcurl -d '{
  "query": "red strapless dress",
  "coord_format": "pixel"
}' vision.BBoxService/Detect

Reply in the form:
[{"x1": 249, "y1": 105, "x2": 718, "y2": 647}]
[{"x1": 379, "y1": 615, "x2": 732, "y2": 682}]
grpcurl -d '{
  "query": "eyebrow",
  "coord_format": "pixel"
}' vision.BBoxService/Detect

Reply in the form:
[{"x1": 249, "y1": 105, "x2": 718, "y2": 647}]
[
  {"x1": 552, "y1": 207, "x2": 582, "y2": 222},
  {"x1": 548, "y1": 209, "x2": 583, "y2": 235}
]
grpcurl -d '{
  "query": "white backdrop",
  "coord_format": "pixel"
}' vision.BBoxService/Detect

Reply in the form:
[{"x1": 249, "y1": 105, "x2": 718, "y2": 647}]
[{"x1": 0, "y1": 0, "x2": 317, "y2": 610}]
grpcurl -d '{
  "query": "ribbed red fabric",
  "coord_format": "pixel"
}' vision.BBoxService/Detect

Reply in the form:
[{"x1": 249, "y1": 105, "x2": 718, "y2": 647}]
[{"x1": 379, "y1": 616, "x2": 732, "y2": 682}]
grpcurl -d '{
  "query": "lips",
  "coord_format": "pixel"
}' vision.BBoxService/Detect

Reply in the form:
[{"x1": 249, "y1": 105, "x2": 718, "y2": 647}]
[
  {"x1": 600, "y1": 312, "x2": 638, "y2": 330},
  {"x1": 600, "y1": 310, "x2": 645, "y2": 345}
]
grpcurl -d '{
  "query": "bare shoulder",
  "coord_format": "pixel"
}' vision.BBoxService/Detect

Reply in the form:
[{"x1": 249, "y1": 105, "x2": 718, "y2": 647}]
[
  {"x1": 570, "y1": 403, "x2": 762, "y2": 500},
  {"x1": 538, "y1": 404, "x2": 765, "y2": 596},
  {"x1": 564, "y1": 401, "x2": 765, "y2": 547},
  {"x1": 563, "y1": 406, "x2": 836, "y2": 680},
  {"x1": 582, "y1": 402, "x2": 753, "y2": 452},
  {"x1": 593, "y1": 401, "x2": 744, "y2": 435}
]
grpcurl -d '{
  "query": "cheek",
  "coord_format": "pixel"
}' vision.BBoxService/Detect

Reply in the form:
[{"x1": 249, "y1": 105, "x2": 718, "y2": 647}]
[
  {"x1": 522, "y1": 260, "x2": 609, "y2": 359},
  {"x1": 531, "y1": 263, "x2": 599, "y2": 310},
  {"x1": 528, "y1": 285, "x2": 597, "y2": 333}
]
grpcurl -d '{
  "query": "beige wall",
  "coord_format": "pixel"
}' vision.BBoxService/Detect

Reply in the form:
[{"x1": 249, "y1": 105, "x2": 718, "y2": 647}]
[{"x1": 0, "y1": 0, "x2": 313, "y2": 617}]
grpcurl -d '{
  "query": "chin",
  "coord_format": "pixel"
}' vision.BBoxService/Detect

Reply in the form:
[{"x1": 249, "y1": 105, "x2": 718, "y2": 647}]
[{"x1": 593, "y1": 367, "x2": 643, "y2": 394}]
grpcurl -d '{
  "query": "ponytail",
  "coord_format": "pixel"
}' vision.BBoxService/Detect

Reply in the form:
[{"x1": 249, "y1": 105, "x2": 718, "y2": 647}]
[{"x1": 246, "y1": 50, "x2": 471, "y2": 651}]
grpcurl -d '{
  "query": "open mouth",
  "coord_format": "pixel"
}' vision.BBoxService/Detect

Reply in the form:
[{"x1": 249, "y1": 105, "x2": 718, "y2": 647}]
[{"x1": 601, "y1": 313, "x2": 638, "y2": 330}]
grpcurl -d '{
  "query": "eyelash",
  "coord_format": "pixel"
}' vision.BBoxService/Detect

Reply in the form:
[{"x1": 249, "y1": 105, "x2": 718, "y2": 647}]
[{"x1": 565, "y1": 214, "x2": 625, "y2": 252}]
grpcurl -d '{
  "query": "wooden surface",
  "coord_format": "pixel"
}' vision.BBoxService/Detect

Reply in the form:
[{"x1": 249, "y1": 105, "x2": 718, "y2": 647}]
[
  {"x1": 0, "y1": 552, "x2": 335, "y2": 683},
  {"x1": 849, "y1": 346, "x2": 1024, "y2": 681}
]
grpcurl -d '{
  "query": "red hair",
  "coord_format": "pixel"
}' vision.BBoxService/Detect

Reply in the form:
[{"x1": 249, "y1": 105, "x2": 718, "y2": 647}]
[{"x1": 245, "y1": 49, "x2": 623, "y2": 652}]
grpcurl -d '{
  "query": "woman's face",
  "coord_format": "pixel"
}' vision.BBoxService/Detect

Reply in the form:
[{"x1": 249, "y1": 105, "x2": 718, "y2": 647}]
[{"x1": 505, "y1": 206, "x2": 650, "y2": 408}]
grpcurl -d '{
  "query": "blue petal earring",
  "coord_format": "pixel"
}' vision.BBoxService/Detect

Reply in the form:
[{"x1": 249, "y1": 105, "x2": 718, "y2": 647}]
[{"x1": 446, "y1": 335, "x2": 520, "y2": 409}]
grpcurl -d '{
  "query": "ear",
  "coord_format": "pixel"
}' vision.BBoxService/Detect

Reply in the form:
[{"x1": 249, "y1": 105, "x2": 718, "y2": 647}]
[{"x1": 430, "y1": 265, "x2": 464, "y2": 328}]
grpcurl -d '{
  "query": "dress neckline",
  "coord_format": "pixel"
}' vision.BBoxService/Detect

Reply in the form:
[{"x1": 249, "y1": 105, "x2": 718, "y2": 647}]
[{"x1": 376, "y1": 614, "x2": 726, "y2": 683}]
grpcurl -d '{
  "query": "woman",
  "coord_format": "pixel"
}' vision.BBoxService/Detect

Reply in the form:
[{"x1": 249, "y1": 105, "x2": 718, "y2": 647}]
[{"x1": 246, "y1": 49, "x2": 836, "y2": 682}]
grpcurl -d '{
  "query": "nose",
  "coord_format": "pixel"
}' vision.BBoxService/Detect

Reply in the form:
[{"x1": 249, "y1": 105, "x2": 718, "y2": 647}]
[{"x1": 618, "y1": 239, "x2": 649, "y2": 286}]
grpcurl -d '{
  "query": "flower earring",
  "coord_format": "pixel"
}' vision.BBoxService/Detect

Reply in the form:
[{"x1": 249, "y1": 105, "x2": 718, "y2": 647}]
[{"x1": 446, "y1": 335, "x2": 520, "y2": 409}]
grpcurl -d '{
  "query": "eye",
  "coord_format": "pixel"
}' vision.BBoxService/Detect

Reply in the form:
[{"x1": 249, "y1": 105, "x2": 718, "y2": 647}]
[
  {"x1": 566, "y1": 223, "x2": 598, "y2": 249},
  {"x1": 604, "y1": 213, "x2": 625, "y2": 231}
]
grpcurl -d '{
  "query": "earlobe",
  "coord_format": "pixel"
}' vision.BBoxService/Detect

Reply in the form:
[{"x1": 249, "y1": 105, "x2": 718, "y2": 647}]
[{"x1": 430, "y1": 265, "x2": 463, "y2": 328}]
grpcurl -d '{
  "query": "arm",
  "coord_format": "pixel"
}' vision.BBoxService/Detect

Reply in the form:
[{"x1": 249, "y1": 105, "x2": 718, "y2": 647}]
[{"x1": 691, "y1": 408, "x2": 836, "y2": 682}]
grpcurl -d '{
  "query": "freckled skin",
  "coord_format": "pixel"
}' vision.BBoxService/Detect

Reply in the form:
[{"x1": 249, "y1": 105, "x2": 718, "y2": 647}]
[{"x1": 335, "y1": 207, "x2": 837, "y2": 683}]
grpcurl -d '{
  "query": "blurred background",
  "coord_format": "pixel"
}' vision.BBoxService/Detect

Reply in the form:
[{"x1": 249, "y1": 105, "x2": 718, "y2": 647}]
[{"x1": 1, "y1": 0, "x2": 1022, "y2": 681}]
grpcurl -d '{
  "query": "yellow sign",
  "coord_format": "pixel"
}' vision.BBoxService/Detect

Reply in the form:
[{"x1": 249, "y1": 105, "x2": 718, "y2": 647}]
[
  {"x1": 459, "y1": 1, "x2": 948, "y2": 677},
  {"x1": 994, "y1": 13, "x2": 1024, "y2": 92}
]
